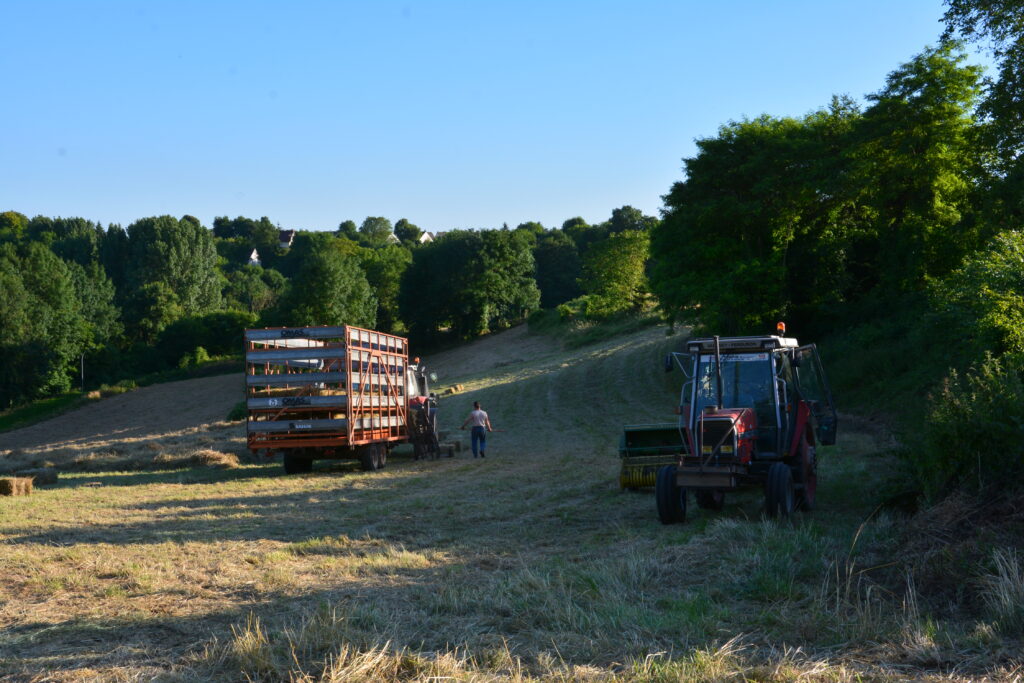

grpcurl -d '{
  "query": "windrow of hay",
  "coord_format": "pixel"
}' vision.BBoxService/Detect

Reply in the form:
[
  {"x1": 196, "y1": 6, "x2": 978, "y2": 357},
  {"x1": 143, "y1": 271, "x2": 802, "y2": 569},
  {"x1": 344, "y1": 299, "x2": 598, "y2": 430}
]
[
  {"x1": 15, "y1": 467, "x2": 58, "y2": 486},
  {"x1": 0, "y1": 476, "x2": 33, "y2": 496}
]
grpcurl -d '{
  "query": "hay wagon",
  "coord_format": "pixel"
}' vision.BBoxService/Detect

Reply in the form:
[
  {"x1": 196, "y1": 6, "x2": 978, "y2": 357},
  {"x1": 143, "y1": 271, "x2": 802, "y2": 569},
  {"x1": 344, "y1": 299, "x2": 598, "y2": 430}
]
[{"x1": 245, "y1": 325, "x2": 439, "y2": 474}]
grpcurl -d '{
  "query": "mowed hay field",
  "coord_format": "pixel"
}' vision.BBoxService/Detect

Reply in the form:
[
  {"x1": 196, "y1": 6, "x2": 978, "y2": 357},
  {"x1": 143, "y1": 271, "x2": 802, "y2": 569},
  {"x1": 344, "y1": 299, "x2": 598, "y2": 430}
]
[{"x1": 0, "y1": 325, "x2": 1017, "y2": 681}]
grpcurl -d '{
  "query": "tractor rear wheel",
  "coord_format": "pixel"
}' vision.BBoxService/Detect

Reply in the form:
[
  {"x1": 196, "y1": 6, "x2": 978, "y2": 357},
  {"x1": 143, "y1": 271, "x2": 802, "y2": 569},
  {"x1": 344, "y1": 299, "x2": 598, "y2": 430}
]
[
  {"x1": 797, "y1": 440, "x2": 817, "y2": 511},
  {"x1": 765, "y1": 462, "x2": 795, "y2": 518},
  {"x1": 695, "y1": 490, "x2": 725, "y2": 510},
  {"x1": 655, "y1": 465, "x2": 687, "y2": 524},
  {"x1": 283, "y1": 451, "x2": 313, "y2": 475}
]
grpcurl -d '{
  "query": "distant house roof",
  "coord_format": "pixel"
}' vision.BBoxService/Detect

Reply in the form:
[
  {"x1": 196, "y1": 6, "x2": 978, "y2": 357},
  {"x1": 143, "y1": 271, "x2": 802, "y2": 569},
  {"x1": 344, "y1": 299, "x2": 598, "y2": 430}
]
[
  {"x1": 419, "y1": 231, "x2": 434, "y2": 243},
  {"x1": 248, "y1": 249, "x2": 261, "y2": 266},
  {"x1": 278, "y1": 230, "x2": 296, "y2": 248},
  {"x1": 385, "y1": 233, "x2": 401, "y2": 244}
]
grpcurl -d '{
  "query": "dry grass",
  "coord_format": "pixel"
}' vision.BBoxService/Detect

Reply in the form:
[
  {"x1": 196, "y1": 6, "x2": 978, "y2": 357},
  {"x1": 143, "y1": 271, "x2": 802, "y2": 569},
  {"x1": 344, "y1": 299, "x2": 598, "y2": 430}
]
[{"x1": 1, "y1": 325, "x2": 1021, "y2": 681}]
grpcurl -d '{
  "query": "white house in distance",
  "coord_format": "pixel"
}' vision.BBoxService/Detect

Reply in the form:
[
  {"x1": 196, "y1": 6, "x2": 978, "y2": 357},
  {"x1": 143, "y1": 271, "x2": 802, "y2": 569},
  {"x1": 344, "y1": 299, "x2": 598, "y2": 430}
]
[
  {"x1": 248, "y1": 249, "x2": 261, "y2": 266},
  {"x1": 278, "y1": 230, "x2": 296, "y2": 250}
]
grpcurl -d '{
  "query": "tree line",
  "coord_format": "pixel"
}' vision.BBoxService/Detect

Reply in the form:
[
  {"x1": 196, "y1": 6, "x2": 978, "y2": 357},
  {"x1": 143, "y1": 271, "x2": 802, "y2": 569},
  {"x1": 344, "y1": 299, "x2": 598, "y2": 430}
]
[
  {"x1": 649, "y1": 0, "x2": 1024, "y2": 497},
  {"x1": 0, "y1": 207, "x2": 657, "y2": 408}
]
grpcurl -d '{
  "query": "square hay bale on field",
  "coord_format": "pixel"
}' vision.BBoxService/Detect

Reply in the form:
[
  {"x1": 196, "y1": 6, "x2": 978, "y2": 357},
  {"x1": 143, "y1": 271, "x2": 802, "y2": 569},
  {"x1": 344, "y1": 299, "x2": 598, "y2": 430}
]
[{"x1": 0, "y1": 477, "x2": 33, "y2": 496}]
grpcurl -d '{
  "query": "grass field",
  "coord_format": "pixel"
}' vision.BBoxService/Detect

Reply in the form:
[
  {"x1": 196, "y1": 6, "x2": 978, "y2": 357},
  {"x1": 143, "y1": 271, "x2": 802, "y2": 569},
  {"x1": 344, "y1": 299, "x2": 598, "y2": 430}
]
[{"x1": 1, "y1": 325, "x2": 1021, "y2": 681}]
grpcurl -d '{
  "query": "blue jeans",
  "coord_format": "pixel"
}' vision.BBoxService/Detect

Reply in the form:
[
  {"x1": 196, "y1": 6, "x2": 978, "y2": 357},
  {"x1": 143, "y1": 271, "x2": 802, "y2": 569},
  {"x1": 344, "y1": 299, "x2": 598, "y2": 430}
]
[{"x1": 471, "y1": 426, "x2": 487, "y2": 457}]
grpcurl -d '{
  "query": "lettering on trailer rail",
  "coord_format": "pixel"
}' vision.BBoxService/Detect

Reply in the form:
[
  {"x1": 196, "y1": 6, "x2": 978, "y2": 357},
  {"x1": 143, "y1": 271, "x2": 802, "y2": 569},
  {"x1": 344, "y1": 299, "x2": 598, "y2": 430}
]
[{"x1": 281, "y1": 328, "x2": 310, "y2": 338}]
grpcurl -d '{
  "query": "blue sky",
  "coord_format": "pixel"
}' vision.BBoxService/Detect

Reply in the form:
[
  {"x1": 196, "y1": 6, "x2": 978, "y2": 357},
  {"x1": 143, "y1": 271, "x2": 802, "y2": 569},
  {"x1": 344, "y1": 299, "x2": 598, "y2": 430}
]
[{"x1": 1, "y1": 1, "x2": 984, "y2": 234}]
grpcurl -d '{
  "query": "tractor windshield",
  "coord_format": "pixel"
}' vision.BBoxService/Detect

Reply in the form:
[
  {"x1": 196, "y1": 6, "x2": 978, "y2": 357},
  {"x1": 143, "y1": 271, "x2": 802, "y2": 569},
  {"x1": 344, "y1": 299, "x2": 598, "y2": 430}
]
[{"x1": 694, "y1": 353, "x2": 775, "y2": 414}]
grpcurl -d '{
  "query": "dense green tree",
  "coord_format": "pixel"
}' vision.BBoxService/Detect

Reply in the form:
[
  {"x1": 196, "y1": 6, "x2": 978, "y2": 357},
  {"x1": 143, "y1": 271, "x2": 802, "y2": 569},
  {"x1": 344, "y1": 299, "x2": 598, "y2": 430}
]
[
  {"x1": 563, "y1": 220, "x2": 608, "y2": 257},
  {"x1": 273, "y1": 248, "x2": 376, "y2": 328},
  {"x1": 336, "y1": 220, "x2": 359, "y2": 241},
  {"x1": 67, "y1": 261, "x2": 121, "y2": 350},
  {"x1": 277, "y1": 231, "x2": 362, "y2": 279},
  {"x1": 99, "y1": 223, "x2": 128, "y2": 290},
  {"x1": 362, "y1": 244, "x2": 412, "y2": 332},
  {"x1": 652, "y1": 96, "x2": 870, "y2": 333},
  {"x1": 478, "y1": 229, "x2": 541, "y2": 330},
  {"x1": 124, "y1": 281, "x2": 184, "y2": 343},
  {"x1": 399, "y1": 229, "x2": 539, "y2": 341},
  {"x1": 0, "y1": 211, "x2": 28, "y2": 243},
  {"x1": 394, "y1": 218, "x2": 423, "y2": 245},
  {"x1": 359, "y1": 216, "x2": 394, "y2": 247},
  {"x1": 577, "y1": 230, "x2": 650, "y2": 317},
  {"x1": 123, "y1": 215, "x2": 221, "y2": 316},
  {"x1": 534, "y1": 230, "x2": 582, "y2": 308},
  {"x1": 932, "y1": 229, "x2": 1024, "y2": 355},
  {"x1": 856, "y1": 42, "x2": 985, "y2": 290},
  {"x1": 944, "y1": 1, "x2": 1024, "y2": 165},
  {"x1": 608, "y1": 206, "x2": 658, "y2": 234},
  {"x1": 0, "y1": 243, "x2": 89, "y2": 404},
  {"x1": 224, "y1": 265, "x2": 286, "y2": 314}
]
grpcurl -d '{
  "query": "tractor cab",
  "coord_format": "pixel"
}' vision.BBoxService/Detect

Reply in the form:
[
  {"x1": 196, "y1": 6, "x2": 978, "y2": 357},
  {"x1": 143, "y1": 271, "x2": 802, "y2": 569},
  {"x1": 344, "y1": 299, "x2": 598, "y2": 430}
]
[
  {"x1": 406, "y1": 358, "x2": 435, "y2": 403},
  {"x1": 673, "y1": 332, "x2": 836, "y2": 462},
  {"x1": 406, "y1": 358, "x2": 441, "y2": 460}
]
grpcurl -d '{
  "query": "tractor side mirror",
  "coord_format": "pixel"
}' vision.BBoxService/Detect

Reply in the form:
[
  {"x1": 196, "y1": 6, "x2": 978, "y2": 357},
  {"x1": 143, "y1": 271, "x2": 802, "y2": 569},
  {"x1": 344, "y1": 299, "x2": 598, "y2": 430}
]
[
  {"x1": 664, "y1": 354, "x2": 673, "y2": 373},
  {"x1": 790, "y1": 351, "x2": 802, "y2": 368},
  {"x1": 429, "y1": 372, "x2": 438, "y2": 382}
]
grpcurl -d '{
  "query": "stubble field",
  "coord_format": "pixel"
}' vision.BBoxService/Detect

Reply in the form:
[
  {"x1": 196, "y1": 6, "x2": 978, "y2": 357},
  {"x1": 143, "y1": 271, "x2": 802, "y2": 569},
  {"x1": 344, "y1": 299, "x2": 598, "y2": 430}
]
[{"x1": 1, "y1": 325, "x2": 1019, "y2": 681}]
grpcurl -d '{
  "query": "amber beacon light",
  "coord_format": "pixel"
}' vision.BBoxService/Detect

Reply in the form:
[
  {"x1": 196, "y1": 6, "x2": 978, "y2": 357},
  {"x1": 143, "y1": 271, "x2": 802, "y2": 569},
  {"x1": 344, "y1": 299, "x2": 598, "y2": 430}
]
[{"x1": 776, "y1": 321, "x2": 786, "y2": 335}]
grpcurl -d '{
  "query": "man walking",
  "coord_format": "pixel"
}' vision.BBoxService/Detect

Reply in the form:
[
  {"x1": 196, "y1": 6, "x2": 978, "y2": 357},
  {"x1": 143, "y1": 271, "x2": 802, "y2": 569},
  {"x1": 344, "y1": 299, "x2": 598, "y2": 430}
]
[{"x1": 460, "y1": 401, "x2": 493, "y2": 458}]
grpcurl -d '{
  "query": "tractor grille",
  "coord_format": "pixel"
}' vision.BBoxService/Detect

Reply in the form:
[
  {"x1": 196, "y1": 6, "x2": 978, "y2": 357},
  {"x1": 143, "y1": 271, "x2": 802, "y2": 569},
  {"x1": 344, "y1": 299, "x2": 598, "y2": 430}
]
[{"x1": 699, "y1": 417, "x2": 738, "y2": 464}]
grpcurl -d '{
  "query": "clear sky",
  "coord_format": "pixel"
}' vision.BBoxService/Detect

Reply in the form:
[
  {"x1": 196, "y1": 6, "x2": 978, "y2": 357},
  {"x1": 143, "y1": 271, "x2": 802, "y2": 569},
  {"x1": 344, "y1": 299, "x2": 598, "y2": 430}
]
[{"x1": 1, "y1": 1, "x2": 983, "y2": 234}]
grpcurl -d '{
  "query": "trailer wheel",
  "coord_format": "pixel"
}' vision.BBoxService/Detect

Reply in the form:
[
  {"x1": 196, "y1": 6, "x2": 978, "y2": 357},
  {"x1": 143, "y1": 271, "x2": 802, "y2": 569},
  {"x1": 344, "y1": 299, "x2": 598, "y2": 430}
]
[
  {"x1": 797, "y1": 440, "x2": 817, "y2": 511},
  {"x1": 655, "y1": 465, "x2": 687, "y2": 524},
  {"x1": 765, "y1": 462, "x2": 795, "y2": 518},
  {"x1": 376, "y1": 444, "x2": 387, "y2": 470},
  {"x1": 695, "y1": 490, "x2": 725, "y2": 510},
  {"x1": 359, "y1": 445, "x2": 380, "y2": 471},
  {"x1": 283, "y1": 451, "x2": 313, "y2": 475}
]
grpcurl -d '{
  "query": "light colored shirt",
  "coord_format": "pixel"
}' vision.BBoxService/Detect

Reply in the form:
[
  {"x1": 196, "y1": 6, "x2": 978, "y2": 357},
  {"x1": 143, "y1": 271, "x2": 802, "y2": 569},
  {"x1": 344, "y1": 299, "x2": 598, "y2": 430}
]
[{"x1": 467, "y1": 409, "x2": 489, "y2": 428}]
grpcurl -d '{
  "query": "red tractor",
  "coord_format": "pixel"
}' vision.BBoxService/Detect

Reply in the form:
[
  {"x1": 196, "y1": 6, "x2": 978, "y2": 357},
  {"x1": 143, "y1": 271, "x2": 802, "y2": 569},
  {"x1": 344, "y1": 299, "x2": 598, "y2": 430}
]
[{"x1": 654, "y1": 325, "x2": 836, "y2": 523}]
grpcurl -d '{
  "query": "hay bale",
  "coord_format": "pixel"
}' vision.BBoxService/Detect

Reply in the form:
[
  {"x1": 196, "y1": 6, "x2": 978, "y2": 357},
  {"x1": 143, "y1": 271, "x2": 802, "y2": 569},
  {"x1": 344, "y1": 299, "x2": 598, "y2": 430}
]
[
  {"x1": 0, "y1": 477, "x2": 33, "y2": 496},
  {"x1": 16, "y1": 467, "x2": 58, "y2": 486}
]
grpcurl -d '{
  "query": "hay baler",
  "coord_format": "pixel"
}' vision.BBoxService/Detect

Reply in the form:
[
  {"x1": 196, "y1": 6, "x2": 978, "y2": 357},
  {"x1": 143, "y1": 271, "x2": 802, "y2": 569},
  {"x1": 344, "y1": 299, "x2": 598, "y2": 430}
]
[
  {"x1": 244, "y1": 325, "x2": 440, "y2": 474},
  {"x1": 622, "y1": 325, "x2": 836, "y2": 522}
]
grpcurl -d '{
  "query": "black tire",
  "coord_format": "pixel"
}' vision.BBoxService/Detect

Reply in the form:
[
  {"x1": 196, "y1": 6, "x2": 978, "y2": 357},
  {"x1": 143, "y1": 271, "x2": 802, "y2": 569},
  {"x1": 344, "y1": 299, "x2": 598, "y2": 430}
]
[
  {"x1": 375, "y1": 444, "x2": 387, "y2": 470},
  {"x1": 695, "y1": 490, "x2": 725, "y2": 510},
  {"x1": 359, "y1": 445, "x2": 379, "y2": 471},
  {"x1": 796, "y1": 441, "x2": 817, "y2": 511},
  {"x1": 765, "y1": 462, "x2": 795, "y2": 518},
  {"x1": 655, "y1": 465, "x2": 687, "y2": 524},
  {"x1": 283, "y1": 451, "x2": 313, "y2": 475}
]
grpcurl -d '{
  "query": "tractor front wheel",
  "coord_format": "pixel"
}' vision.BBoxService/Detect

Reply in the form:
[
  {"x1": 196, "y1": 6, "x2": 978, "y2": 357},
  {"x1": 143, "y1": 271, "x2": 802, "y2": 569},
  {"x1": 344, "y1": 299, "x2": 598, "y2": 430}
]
[
  {"x1": 695, "y1": 490, "x2": 725, "y2": 510},
  {"x1": 655, "y1": 465, "x2": 687, "y2": 524},
  {"x1": 765, "y1": 462, "x2": 795, "y2": 518}
]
